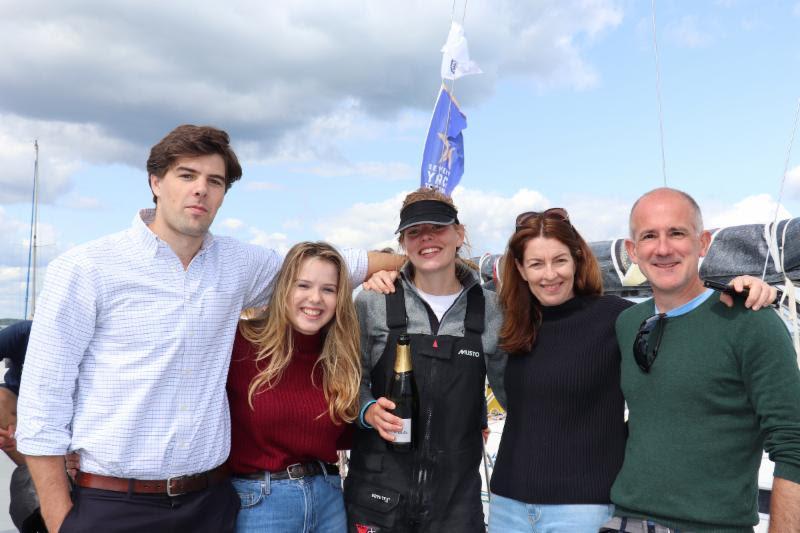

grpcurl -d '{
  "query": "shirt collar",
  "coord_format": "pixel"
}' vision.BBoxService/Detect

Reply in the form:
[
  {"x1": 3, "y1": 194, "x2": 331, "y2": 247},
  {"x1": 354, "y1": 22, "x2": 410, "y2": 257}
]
[{"x1": 654, "y1": 288, "x2": 715, "y2": 317}]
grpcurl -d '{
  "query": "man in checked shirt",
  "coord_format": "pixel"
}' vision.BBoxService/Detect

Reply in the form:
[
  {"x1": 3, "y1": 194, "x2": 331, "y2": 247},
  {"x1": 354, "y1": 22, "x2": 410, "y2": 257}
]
[{"x1": 15, "y1": 124, "x2": 400, "y2": 533}]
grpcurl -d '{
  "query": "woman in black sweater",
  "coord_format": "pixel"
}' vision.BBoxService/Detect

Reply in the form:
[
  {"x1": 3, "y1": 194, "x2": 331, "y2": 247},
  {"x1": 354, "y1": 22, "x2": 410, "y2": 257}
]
[{"x1": 488, "y1": 208, "x2": 631, "y2": 531}]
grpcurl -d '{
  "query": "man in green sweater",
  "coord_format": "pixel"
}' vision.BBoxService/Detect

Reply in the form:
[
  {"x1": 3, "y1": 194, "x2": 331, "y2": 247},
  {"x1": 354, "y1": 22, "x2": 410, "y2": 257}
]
[{"x1": 600, "y1": 188, "x2": 800, "y2": 532}]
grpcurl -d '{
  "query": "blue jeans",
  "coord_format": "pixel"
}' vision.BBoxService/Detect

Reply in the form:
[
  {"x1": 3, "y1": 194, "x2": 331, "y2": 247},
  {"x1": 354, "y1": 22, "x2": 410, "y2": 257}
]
[
  {"x1": 489, "y1": 493, "x2": 614, "y2": 533},
  {"x1": 232, "y1": 469, "x2": 346, "y2": 533}
]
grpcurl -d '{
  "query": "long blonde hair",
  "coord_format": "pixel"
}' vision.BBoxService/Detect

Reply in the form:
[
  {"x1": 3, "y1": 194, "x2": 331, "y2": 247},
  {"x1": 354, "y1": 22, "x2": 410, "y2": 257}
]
[{"x1": 238, "y1": 242, "x2": 361, "y2": 424}]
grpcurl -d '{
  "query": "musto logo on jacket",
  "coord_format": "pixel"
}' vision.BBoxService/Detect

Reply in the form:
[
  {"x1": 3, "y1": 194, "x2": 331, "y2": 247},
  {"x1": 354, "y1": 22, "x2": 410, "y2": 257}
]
[{"x1": 457, "y1": 348, "x2": 481, "y2": 358}]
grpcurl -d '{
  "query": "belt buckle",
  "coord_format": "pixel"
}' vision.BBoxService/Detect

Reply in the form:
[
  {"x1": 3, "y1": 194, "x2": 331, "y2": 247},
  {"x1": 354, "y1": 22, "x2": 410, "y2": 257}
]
[
  {"x1": 166, "y1": 475, "x2": 186, "y2": 497},
  {"x1": 286, "y1": 463, "x2": 304, "y2": 480}
]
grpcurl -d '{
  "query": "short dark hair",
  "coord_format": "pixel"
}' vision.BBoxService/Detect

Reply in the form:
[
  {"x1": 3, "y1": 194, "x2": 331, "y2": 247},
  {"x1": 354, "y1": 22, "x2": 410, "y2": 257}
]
[{"x1": 146, "y1": 124, "x2": 243, "y2": 203}]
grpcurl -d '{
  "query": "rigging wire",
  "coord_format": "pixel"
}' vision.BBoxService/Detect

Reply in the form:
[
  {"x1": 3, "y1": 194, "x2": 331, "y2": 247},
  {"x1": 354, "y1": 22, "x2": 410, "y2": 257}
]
[
  {"x1": 440, "y1": 0, "x2": 469, "y2": 194},
  {"x1": 760, "y1": 98, "x2": 800, "y2": 280},
  {"x1": 24, "y1": 140, "x2": 39, "y2": 319},
  {"x1": 450, "y1": 0, "x2": 468, "y2": 24},
  {"x1": 650, "y1": 0, "x2": 668, "y2": 186},
  {"x1": 760, "y1": 98, "x2": 800, "y2": 358}
]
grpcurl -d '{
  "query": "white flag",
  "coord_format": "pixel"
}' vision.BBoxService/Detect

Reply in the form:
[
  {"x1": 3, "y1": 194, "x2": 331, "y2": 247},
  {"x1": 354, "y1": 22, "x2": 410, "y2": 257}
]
[{"x1": 440, "y1": 21, "x2": 482, "y2": 80}]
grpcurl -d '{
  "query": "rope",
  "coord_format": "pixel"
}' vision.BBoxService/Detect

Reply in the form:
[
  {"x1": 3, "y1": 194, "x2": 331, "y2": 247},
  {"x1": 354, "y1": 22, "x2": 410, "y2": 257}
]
[
  {"x1": 478, "y1": 253, "x2": 491, "y2": 286},
  {"x1": 762, "y1": 222, "x2": 781, "y2": 274},
  {"x1": 493, "y1": 255, "x2": 502, "y2": 288},
  {"x1": 761, "y1": 101, "x2": 799, "y2": 361},
  {"x1": 779, "y1": 276, "x2": 800, "y2": 359},
  {"x1": 651, "y1": 0, "x2": 668, "y2": 186},
  {"x1": 777, "y1": 219, "x2": 800, "y2": 358}
]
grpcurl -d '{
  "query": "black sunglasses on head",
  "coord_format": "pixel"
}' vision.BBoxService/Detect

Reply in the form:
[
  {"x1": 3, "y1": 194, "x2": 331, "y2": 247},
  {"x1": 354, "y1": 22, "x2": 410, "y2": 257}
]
[
  {"x1": 633, "y1": 313, "x2": 668, "y2": 373},
  {"x1": 515, "y1": 208, "x2": 570, "y2": 231}
]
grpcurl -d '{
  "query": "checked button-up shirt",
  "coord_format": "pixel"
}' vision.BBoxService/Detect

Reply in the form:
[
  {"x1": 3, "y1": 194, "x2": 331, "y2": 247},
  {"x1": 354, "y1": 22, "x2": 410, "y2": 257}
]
[{"x1": 16, "y1": 209, "x2": 367, "y2": 478}]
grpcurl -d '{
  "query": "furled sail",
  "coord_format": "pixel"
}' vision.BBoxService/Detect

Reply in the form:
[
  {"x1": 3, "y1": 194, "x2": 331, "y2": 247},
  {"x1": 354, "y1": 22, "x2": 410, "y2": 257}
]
[{"x1": 474, "y1": 218, "x2": 800, "y2": 298}]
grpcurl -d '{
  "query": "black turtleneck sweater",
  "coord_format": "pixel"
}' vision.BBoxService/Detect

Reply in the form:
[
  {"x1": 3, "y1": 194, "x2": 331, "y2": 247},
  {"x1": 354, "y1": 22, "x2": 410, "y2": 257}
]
[{"x1": 490, "y1": 294, "x2": 632, "y2": 504}]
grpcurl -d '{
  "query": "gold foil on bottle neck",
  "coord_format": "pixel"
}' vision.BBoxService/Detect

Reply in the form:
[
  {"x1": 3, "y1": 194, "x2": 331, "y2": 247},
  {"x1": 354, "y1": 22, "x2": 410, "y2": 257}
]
[{"x1": 394, "y1": 342, "x2": 412, "y2": 373}]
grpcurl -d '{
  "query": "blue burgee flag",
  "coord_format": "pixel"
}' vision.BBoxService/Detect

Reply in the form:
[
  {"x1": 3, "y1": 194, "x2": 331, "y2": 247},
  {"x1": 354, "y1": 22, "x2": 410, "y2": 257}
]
[{"x1": 420, "y1": 85, "x2": 466, "y2": 196}]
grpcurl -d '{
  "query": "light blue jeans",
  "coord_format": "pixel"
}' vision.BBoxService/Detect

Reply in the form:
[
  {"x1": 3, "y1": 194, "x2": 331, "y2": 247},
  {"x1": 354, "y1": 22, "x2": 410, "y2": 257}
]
[
  {"x1": 232, "y1": 468, "x2": 346, "y2": 533},
  {"x1": 489, "y1": 492, "x2": 614, "y2": 533}
]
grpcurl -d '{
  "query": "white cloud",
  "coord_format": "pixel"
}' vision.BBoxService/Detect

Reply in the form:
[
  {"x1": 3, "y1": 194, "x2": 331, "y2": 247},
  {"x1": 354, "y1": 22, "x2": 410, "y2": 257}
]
[
  {"x1": 0, "y1": 207, "x2": 63, "y2": 317},
  {"x1": 0, "y1": 1, "x2": 623, "y2": 193},
  {"x1": 318, "y1": 192, "x2": 408, "y2": 252},
  {"x1": 221, "y1": 218, "x2": 245, "y2": 230},
  {"x1": 705, "y1": 194, "x2": 793, "y2": 229},
  {"x1": 665, "y1": 16, "x2": 713, "y2": 48},
  {"x1": 452, "y1": 187, "x2": 550, "y2": 253},
  {"x1": 558, "y1": 194, "x2": 632, "y2": 241},
  {"x1": 0, "y1": 207, "x2": 39, "y2": 267},
  {"x1": 0, "y1": 207, "x2": 63, "y2": 270},
  {"x1": 0, "y1": 114, "x2": 139, "y2": 205},
  {"x1": 247, "y1": 228, "x2": 291, "y2": 255},
  {"x1": 0, "y1": 267, "x2": 25, "y2": 283}
]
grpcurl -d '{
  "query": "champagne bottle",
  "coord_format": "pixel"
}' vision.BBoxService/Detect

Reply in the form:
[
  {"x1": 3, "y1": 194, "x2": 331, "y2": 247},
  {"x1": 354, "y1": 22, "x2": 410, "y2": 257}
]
[{"x1": 387, "y1": 333, "x2": 417, "y2": 452}]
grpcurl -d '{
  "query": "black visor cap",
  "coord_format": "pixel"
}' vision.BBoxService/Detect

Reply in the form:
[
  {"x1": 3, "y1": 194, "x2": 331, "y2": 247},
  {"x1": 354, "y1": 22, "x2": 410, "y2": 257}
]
[{"x1": 396, "y1": 200, "x2": 459, "y2": 233}]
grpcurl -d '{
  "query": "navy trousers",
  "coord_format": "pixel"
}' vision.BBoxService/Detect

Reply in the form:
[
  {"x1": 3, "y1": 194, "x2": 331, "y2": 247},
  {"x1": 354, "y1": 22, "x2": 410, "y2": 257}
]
[{"x1": 60, "y1": 479, "x2": 239, "y2": 533}]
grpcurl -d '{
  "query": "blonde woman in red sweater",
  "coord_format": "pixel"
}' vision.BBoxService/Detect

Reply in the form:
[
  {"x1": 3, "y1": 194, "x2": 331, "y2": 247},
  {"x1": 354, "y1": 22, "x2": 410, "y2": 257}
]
[{"x1": 226, "y1": 241, "x2": 361, "y2": 532}]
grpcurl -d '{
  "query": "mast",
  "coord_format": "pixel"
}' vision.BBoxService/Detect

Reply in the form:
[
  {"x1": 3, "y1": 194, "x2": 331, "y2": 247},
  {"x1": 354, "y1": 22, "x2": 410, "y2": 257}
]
[{"x1": 24, "y1": 140, "x2": 39, "y2": 319}]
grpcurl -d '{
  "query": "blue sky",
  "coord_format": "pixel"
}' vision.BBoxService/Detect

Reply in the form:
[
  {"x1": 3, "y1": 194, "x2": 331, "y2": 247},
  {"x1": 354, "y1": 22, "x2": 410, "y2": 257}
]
[{"x1": 1, "y1": 0, "x2": 799, "y2": 318}]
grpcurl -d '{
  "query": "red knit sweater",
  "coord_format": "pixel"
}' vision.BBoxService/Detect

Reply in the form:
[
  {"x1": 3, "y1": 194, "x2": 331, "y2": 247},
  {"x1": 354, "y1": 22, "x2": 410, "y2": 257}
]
[{"x1": 226, "y1": 328, "x2": 352, "y2": 474}]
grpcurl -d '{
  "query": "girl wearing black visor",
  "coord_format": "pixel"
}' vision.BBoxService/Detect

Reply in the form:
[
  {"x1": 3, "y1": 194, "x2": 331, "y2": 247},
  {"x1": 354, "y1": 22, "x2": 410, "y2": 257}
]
[{"x1": 344, "y1": 187, "x2": 506, "y2": 532}]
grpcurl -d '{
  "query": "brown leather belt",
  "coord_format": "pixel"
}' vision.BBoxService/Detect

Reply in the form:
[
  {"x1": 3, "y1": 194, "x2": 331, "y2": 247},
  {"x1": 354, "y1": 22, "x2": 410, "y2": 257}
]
[
  {"x1": 234, "y1": 462, "x2": 339, "y2": 481},
  {"x1": 75, "y1": 464, "x2": 230, "y2": 496}
]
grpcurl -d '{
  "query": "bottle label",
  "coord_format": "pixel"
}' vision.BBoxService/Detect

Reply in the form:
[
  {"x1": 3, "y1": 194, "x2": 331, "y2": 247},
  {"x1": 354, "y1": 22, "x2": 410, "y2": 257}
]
[{"x1": 393, "y1": 419, "x2": 412, "y2": 443}]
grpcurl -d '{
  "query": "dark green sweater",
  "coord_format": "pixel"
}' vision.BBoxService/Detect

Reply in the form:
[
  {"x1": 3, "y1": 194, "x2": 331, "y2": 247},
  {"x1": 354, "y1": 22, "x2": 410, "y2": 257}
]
[{"x1": 612, "y1": 295, "x2": 800, "y2": 532}]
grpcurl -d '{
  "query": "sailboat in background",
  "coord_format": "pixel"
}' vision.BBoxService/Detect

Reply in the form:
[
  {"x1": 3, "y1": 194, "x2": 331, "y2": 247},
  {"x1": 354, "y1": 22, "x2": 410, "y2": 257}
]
[{"x1": 24, "y1": 140, "x2": 40, "y2": 319}]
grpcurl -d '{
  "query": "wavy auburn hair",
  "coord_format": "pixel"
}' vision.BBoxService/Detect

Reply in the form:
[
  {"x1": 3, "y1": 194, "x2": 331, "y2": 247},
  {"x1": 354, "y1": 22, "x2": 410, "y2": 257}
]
[
  {"x1": 499, "y1": 216, "x2": 602, "y2": 354},
  {"x1": 238, "y1": 242, "x2": 361, "y2": 424}
]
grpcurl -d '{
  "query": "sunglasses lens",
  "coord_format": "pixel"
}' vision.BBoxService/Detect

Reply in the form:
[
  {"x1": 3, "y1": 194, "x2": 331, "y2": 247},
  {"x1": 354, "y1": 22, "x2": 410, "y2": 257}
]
[
  {"x1": 544, "y1": 208, "x2": 569, "y2": 222},
  {"x1": 515, "y1": 208, "x2": 570, "y2": 231},
  {"x1": 633, "y1": 314, "x2": 666, "y2": 373},
  {"x1": 515, "y1": 211, "x2": 536, "y2": 229}
]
